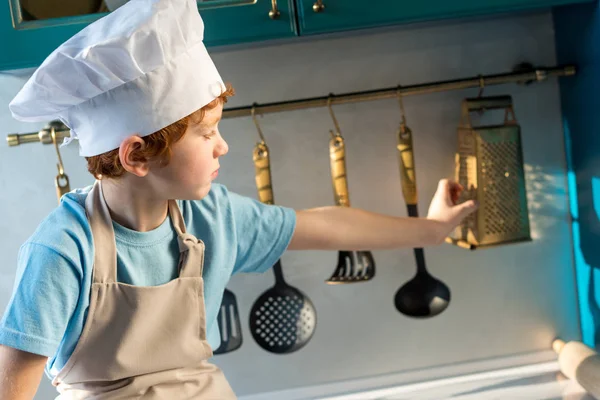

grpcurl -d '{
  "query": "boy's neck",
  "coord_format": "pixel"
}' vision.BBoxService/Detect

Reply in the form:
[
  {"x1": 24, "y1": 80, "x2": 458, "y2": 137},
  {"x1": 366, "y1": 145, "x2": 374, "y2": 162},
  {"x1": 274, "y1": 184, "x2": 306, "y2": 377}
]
[{"x1": 100, "y1": 177, "x2": 169, "y2": 233}]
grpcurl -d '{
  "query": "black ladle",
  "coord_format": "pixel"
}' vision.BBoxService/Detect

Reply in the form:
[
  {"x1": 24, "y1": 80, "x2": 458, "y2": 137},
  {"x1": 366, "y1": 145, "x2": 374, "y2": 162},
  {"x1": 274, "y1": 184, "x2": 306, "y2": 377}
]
[
  {"x1": 393, "y1": 115, "x2": 451, "y2": 318},
  {"x1": 248, "y1": 140, "x2": 317, "y2": 353},
  {"x1": 394, "y1": 205, "x2": 451, "y2": 317}
]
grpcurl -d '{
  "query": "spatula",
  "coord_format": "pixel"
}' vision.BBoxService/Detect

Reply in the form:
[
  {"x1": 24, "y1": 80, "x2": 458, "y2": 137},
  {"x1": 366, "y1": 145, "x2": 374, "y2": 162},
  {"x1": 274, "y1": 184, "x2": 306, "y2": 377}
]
[
  {"x1": 213, "y1": 288, "x2": 243, "y2": 355},
  {"x1": 248, "y1": 141, "x2": 317, "y2": 353},
  {"x1": 326, "y1": 130, "x2": 376, "y2": 284}
]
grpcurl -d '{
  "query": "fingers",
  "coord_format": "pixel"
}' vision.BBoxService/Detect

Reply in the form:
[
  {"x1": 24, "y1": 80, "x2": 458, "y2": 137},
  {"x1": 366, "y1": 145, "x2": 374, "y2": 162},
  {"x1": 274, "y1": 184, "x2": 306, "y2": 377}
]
[
  {"x1": 456, "y1": 199, "x2": 478, "y2": 219},
  {"x1": 437, "y1": 179, "x2": 451, "y2": 203},
  {"x1": 438, "y1": 179, "x2": 464, "y2": 204},
  {"x1": 437, "y1": 179, "x2": 463, "y2": 192},
  {"x1": 438, "y1": 178, "x2": 450, "y2": 191},
  {"x1": 450, "y1": 184, "x2": 462, "y2": 205}
]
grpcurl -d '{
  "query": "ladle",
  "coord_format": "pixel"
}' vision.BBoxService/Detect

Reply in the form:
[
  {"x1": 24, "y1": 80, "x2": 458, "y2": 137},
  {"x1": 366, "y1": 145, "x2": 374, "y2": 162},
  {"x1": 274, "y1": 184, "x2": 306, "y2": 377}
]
[{"x1": 393, "y1": 90, "x2": 451, "y2": 318}]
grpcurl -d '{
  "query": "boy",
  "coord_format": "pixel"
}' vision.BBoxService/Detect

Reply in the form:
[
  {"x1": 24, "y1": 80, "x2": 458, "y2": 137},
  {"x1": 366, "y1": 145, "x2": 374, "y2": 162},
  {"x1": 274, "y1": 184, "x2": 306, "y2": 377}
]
[{"x1": 0, "y1": 0, "x2": 477, "y2": 398}]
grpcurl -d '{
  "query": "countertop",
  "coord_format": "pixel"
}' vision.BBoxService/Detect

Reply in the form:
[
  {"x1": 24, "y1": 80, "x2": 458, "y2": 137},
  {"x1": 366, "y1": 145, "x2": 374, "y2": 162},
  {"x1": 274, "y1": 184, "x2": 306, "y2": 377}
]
[{"x1": 319, "y1": 361, "x2": 595, "y2": 400}]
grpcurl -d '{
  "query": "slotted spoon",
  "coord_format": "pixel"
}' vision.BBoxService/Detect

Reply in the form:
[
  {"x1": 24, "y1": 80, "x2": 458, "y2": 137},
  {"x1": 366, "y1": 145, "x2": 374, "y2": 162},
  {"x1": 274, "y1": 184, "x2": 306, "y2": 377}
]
[{"x1": 248, "y1": 141, "x2": 317, "y2": 353}]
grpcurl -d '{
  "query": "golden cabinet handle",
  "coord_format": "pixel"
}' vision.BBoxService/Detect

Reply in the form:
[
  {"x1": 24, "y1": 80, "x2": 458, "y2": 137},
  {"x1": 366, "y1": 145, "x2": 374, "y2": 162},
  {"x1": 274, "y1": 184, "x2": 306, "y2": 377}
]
[
  {"x1": 269, "y1": 0, "x2": 280, "y2": 19},
  {"x1": 253, "y1": 142, "x2": 274, "y2": 205},
  {"x1": 329, "y1": 132, "x2": 350, "y2": 207},
  {"x1": 313, "y1": 0, "x2": 325, "y2": 12}
]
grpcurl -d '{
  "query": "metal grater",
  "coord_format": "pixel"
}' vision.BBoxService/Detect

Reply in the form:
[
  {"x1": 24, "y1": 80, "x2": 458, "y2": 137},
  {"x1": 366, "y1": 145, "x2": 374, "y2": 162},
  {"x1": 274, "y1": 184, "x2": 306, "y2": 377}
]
[{"x1": 447, "y1": 95, "x2": 531, "y2": 250}]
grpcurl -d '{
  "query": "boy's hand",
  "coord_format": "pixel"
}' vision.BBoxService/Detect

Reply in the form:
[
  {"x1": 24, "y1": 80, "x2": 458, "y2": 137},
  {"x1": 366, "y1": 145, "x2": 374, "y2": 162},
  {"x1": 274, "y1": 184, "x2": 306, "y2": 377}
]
[{"x1": 427, "y1": 179, "x2": 478, "y2": 238}]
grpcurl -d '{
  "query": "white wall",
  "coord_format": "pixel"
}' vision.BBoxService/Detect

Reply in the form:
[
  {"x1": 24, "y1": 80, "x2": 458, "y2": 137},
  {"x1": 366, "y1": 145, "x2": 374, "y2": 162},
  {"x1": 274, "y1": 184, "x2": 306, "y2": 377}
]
[{"x1": 0, "y1": 10, "x2": 581, "y2": 400}]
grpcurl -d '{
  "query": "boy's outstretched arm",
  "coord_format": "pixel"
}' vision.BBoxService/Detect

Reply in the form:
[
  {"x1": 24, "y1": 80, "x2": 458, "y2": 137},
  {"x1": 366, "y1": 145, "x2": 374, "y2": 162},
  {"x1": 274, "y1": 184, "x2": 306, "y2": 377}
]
[{"x1": 288, "y1": 179, "x2": 477, "y2": 251}]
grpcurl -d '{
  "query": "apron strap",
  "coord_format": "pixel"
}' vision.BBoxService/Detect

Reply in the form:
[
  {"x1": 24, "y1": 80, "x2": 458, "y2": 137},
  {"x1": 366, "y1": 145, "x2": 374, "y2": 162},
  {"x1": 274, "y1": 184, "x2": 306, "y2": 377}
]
[
  {"x1": 85, "y1": 183, "x2": 204, "y2": 283},
  {"x1": 85, "y1": 180, "x2": 118, "y2": 284},
  {"x1": 168, "y1": 200, "x2": 205, "y2": 278}
]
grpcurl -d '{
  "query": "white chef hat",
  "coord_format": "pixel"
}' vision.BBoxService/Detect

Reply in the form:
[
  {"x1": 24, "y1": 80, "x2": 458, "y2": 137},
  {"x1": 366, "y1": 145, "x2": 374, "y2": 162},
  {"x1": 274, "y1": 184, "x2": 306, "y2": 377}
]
[{"x1": 9, "y1": 0, "x2": 225, "y2": 157}]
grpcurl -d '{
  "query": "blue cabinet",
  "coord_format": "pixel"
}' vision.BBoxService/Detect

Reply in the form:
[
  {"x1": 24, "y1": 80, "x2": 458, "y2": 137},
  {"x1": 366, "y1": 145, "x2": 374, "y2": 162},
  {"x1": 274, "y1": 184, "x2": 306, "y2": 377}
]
[
  {"x1": 203, "y1": 0, "x2": 297, "y2": 47},
  {"x1": 1, "y1": 0, "x2": 596, "y2": 71},
  {"x1": 0, "y1": 2, "x2": 92, "y2": 71},
  {"x1": 297, "y1": 0, "x2": 596, "y2": 35},
  {"x1": 554, "y1": 1, "x2": 600, "y2": 349},
  {"x1": 0, "y1": 0, "x2": 297, "y2": 71}
]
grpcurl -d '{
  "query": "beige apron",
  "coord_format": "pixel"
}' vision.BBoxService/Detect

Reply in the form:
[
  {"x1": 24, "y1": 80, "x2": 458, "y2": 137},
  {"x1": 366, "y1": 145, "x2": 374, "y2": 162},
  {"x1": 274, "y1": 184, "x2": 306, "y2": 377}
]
[{"x1": 52, "y1": 181, "x2": 237, "y2": 399}]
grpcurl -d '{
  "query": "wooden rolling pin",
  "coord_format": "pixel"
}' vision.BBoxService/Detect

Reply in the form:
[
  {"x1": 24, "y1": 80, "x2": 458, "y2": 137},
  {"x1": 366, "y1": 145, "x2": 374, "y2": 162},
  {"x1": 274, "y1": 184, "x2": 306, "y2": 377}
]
[{"x1": 553, "y1": 339, "x2": 600, "y2": 399}]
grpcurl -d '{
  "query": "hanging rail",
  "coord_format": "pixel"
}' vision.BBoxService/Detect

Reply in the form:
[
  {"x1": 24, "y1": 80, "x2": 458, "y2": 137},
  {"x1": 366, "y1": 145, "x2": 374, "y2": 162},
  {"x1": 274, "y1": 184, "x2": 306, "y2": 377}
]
[{"x1": 6, "y1": 63, "x2": 576, "y2": 146}]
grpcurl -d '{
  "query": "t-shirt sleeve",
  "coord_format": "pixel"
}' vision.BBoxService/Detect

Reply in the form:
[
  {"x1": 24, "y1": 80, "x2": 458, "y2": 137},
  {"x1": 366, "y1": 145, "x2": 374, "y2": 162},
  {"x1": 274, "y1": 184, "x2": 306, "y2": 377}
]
[
  {"x1": 0, "y1": 242, "x2": 81, "y2": 358},
  {"x1": 228, "y1": 191, "x2": 297, "y2": 275}
]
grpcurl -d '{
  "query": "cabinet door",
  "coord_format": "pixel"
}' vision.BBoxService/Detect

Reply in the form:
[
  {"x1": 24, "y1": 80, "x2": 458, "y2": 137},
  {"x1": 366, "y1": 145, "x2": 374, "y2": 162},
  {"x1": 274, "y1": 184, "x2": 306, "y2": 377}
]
[
  {"x1": 0, "y1": 0, "x2": 297, "y2": 71},
  {"x1": 297, "y1": 0, "x2": 595, "y2": 35},
  {"x1": 203, "y1": 0, "x2": 297, "y2": 47}
]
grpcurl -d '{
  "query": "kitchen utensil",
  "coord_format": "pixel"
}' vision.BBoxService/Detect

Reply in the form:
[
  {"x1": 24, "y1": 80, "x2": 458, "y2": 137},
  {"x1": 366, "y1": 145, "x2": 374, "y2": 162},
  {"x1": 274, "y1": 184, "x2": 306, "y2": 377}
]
[
  {"x1": 51, "y1": 124, "x2": 70, "y2": 203},
  {"x1": 325, "y1": 100, "x2": 376, "y2": 284},
  {"x1": 393, "y1": 93, "x2": 450, "y2": 318},
  {"x1": 553, "y1": 339, "x2": 600, "y2": 399},
  {"x1": 446, "y1": 95, "x2": 531, "y2": 250},
  {"x1": 248, "y1": 138, "x2": 316, "y2": 354},
  {"x1": 21, "y1": 0, "x2": 103, "y2": 20},
  {"x1": 213, "y1": 288, "x2": 243, "y2": 355}
]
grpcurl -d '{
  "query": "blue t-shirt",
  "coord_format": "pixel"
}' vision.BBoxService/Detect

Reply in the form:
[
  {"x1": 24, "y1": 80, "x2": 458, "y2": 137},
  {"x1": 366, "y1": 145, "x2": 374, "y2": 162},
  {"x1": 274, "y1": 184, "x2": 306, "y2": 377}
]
[{"x1": 0, "y1": 183, "x2": 296, "y2": 380}]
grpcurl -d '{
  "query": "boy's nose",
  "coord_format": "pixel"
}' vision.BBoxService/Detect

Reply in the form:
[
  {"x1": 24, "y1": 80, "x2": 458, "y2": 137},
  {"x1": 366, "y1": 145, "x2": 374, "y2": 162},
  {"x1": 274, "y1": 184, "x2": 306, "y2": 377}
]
[{"x1": 216, "y1": 137, "x2": 229, "y2": 157}]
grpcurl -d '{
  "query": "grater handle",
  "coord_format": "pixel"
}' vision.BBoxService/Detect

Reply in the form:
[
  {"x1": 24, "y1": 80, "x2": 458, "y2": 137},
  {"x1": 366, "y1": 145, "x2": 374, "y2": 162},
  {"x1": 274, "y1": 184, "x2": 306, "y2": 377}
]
[
  {"x1": 253, "y1": 142, "x2": 274, "y2": 205},
  {"x1": 463, "y1": 95, "x2": 513, "y2": 112}
]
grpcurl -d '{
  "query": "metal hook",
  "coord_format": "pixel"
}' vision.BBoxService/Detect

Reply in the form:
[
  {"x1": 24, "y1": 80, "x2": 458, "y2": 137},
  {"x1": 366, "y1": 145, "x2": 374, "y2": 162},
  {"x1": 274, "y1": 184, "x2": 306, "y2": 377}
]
[
  {"x1": 476, "y1": 75, "x2": 487, "y2": 116},
  {"x1": 477, "y1": 75, "x2": 485, "y2": 97},
  {"x1": 51, "y1": 126, "x2": 71, "y2": 202},
  {"x1": 397, "y1": 86, "x2": 407, "y2": 125},
  {"x1": 251, "y1": 104, "x2": 266, "y2": 144},
  {"x1": 396, "y1": 86, "x2": 412, "y2": 138},
  {"x1": 51, "y1": 127, "x2": 65, "y2": 176},
  {"x1": 327, "y1": 95, "x2": 341, "y2": 139}
]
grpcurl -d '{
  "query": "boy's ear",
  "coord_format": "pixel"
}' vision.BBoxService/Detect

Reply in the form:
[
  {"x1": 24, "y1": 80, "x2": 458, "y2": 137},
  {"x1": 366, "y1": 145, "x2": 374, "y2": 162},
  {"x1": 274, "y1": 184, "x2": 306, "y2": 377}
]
[{"x1": 119, "y1": 135, "x2": 150, "y2": 177}]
